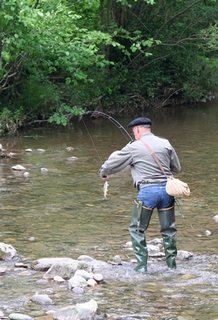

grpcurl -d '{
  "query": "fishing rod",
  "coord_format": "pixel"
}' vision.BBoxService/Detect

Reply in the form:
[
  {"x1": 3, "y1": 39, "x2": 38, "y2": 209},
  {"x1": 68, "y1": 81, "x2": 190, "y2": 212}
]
[
  {"x1": 84, "y1": 110, "x2": 132, "y2": 142},
  {"x1": 81, "y1": 110, "x2": 132, "y2": 200}
]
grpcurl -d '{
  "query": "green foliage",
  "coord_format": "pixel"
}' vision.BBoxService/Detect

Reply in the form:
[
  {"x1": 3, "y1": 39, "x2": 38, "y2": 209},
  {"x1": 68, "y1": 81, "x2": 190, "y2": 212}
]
[
  {"x1": 116, "y1": 0, "x2": 155, "y2": 7},
  {"x1": 0, "y1": 0, "x2": 118, "y2": 95},
  {"x1": 0, "y1": 0, "x2": 217, "y2": 134},
  {"x1": 20, "y1": 75, "x2": 60, "y2": 117},
  {"x1": 182, "y1": 56, "x2": 218, "y2": 102},
  {"x1": 48, "y1": 104, "x2": 85, "y2": 126},
  {"x1": 0, "y1": 107, "x2": 26, "y2": 135}
]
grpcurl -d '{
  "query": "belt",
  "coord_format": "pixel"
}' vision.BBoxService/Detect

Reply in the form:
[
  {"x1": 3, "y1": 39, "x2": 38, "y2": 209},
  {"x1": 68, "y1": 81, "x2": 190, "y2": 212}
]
[{"x1": 137, "y1": 180, "x2": 165, "y2": 190}]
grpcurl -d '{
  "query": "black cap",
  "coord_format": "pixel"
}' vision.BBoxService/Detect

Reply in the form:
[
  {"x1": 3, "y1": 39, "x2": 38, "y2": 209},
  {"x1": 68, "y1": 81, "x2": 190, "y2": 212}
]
[{"x1": 128, "y1": 117, "x2": 152, "y2": 127}]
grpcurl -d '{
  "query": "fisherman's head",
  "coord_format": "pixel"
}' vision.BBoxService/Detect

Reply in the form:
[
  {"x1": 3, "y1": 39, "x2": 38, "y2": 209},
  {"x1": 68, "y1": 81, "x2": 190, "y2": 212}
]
[{"x1": 128, "y1": 117, "x2": 152, "y2": 140}]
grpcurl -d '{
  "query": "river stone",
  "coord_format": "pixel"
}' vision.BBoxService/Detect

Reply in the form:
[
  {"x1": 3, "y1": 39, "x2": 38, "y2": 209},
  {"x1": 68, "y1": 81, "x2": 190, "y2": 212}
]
[
  {"x1": 77, "y1": 255, "x2": 108, "y2": 271},
  {"x1": 90, "y1": 259, "x2": 109, "y2": 271},
  {"x1": 11, "y1": 165, "x2": 26, "y2": 171},
  {"x1": 14, "y1": 263, "x2": 28, "y2": 268},
  {"x1": 87, "y1": 278, "x2": 97, "y2": 287},
  {"x1": 23, "y1": 172, "x2": 30, "y2": 177},
  {"x1": 93, "y1": 273, "x2": 103, "y2": 282},
  {"x1": 30, "y1": 293, "x2": 53, "y2": 305},
  {"x1": 53, "y1": 275, "x2": 66, "y2": 283},
  {"x1": 9, "y1": 313, "x2": 34, "y2": 320},
  {"x1": 105, "y1": 315, "x2": 138, "y2": 319},
  {"x1": 31, "y1": 257, "x2": 77, "y2": 271},
  {"x1": 68, "y1": 275, "x2": 87, "y2": 289},
  {"x1": 148, "y1": 238, "x2": 163, "y2": 245},
  {"x1": 53, "y1": 299, "x2": 98, "y2": 320},
  {"x1": 213, "y1": 214, "x2": 218, "y2": 223},
  {"x1": 148, "y1": 244, "x2": 161, "y2": 252},
  {"x1": 77, "y1": 255, "x2": 95, "y2": 262},
  {"x1": 66, "y1": 146, "x2": 74, "y2": 151},
  {"x1": 43, "y1": 260, "x2": 81, "y2": 279},
  {"x1": 67, "y1": 156, "x2": 78, "y2": 161},
  {"x1": 0, "y1": 267, "x2": 6, "y2": 275},
  {"x1": 0, "y1": 242, "x2": 17, "y2": 258},
  {"x1": 74, "y1": 269, "x2": 94, "y2": 280},
  {"x1": 123, "y1": 241, "x2": 132, "y2": 249},
  {"x1": 177, "y1": 250, "x2": 193, "y2": 260},
  {"x1": 72, "y1": 287, "x2": 85, "y2": 294}
]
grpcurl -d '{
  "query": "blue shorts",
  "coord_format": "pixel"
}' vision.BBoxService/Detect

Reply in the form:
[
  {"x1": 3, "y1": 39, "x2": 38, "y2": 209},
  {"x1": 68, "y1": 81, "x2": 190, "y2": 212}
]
[{"x1": 137, "y1": 183, "x2": 174, "y2": 210}]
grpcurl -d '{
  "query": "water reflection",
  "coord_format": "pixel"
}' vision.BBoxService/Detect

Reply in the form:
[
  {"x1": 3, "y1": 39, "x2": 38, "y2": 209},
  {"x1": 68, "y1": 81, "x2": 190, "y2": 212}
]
[{"x1": 0, "y1": 102, "x2": 218, "y2": 319}]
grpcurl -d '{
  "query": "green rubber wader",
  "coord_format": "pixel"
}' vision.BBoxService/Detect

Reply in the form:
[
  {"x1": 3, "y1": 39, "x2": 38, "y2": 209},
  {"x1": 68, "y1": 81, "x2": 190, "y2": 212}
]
[
  {"x1": 158, "y1": 207, "x2": 177, "y2": 269},
  {"x1": 128, "y1": 201, "x2": 153, "y2": 273}
]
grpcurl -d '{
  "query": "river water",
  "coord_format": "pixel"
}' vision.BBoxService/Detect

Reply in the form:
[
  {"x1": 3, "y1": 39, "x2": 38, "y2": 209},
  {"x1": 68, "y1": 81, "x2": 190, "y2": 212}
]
[{"x1": 0, "y1": 102, "x2": 217, "y2": 319}]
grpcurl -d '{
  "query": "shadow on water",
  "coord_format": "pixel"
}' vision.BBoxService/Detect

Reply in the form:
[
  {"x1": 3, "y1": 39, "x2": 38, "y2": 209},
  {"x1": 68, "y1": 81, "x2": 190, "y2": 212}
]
[{"x1": 0, "y1": 102, "x2": 218, "y2": 319}]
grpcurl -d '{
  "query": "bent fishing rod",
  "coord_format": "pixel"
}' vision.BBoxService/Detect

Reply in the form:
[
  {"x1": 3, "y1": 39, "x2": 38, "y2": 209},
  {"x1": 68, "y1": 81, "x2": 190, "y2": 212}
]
[
  {"x1": 83, "y1": 110, "x2": 132, "y2": 142},
  {"x1": 81, "y1": 110, "x2": 132, "y2": 199}
]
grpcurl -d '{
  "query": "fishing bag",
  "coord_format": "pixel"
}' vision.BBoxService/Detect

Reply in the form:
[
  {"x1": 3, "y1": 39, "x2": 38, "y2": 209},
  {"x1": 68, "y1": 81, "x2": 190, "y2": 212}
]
[
  {"x1": 166, "y1": 177, "x2": 190, "y2": 198},
  {"x1": 140, "y1": 139, "x2": 190, "y2": 198}
]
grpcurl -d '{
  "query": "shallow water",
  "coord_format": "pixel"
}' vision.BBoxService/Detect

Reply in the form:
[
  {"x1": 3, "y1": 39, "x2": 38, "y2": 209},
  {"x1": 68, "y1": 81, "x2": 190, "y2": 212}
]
[{"x1": 0, "y1": 102, "x2": 218, "y2": 319}]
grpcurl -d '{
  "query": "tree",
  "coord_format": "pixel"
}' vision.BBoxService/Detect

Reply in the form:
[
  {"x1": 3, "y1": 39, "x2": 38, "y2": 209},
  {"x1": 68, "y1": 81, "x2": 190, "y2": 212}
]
[
  {"x1": 100, "y1": 0, "x2": 218, "y2": 105},
  {"x1": 0, "y1": 0, "x2": 217, "y2": 134},
  {"x1": 0, "y1": 0, "x2": 120, "y2": 131}
]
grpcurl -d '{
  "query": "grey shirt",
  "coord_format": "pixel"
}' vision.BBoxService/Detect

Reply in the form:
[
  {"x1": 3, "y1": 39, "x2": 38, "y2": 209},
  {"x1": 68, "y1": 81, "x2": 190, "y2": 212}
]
[{"x1": 99, "y1": 132, "x2": 181, "y2": 188}]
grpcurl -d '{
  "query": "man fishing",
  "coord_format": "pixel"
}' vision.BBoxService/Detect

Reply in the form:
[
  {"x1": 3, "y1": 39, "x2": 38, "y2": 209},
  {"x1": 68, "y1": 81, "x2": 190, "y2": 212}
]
[{"x1": 99, "y1": 117, "x2": 181, "y2": 273}]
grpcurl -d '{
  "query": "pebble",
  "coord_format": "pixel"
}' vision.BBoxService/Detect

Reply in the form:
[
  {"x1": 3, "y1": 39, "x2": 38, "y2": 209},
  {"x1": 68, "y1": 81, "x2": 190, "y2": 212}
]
[
  {"x1": 53, "y1": 275, "x2": 66, "y2": 283},
  {"x1": 213, "y1": 214, "x2": 218, "y2": 223},
  {"x1": 66, "y1": 147, "x2": 74, "y2": 151},
  {"x1": 87, "y1": 278, "x2": 97, "y2": 287},
  {"x1": 67, "y1": 156, "x2": 78, "y2": 161},
  {"x1": 9, "y1": 313, "x2": 34, "y2": 320},
  {"x1": 14, "y1": 263, "x2": 28, "y2": 268},
  {"x1": 72, "y1": 287, "x2": 84, "y2": 294},
  {"x1": 93, "y1": 273, "x2": 104, "y2": 282},
  {"x1": 74, "y1": 269, "x2": 94, "y2": 280},
  {"x1": 23, "y1": 172, "x2": 30, "y2": 177},
  {"x1": 30, "y1": 293, "x2": 53, "y2": 305},
  {"x1": 205, "y1": 230, "x2": 211, "y2": 236},
  {"x1": 11, "y1": 165, "x2": 26, "y2": 171},
  {"x1": 0, "y1": 267, "x2": 6, "y2": 275},
  {"x1": 28, "y1": 237, "x2": 36, "y2": 241}
]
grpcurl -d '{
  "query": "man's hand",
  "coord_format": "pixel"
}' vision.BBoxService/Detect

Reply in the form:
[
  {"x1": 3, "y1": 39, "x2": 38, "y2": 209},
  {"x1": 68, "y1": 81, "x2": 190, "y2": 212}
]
[{"x1": 100, "y1": 175, "x2": 109, "y2": 181}]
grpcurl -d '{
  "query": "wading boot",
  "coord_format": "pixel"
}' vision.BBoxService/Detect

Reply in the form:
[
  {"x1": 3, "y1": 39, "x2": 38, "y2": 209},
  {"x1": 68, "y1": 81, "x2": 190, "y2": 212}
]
[
  {"x1": 128, "y1": 201, "x2": 153, "y2": 273},
  {"x1": 158, "y1": 206, "x2": 177, "y2": 269}
]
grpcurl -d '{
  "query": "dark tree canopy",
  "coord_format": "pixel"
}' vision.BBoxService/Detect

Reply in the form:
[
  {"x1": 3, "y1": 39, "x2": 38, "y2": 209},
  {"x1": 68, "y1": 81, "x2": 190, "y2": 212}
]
[{"x1": 0, "y1": 0, "x2": 217, "y2": 133}]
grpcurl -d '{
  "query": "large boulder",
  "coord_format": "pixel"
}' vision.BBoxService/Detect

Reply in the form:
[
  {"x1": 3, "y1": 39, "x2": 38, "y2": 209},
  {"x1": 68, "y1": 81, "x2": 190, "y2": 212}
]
[
  {"x1": 31, "y1": 257, "x2": 78, "y2": 271},
  {"x1": 43, "y1": 259, "x2": 81, "y2": 280}
]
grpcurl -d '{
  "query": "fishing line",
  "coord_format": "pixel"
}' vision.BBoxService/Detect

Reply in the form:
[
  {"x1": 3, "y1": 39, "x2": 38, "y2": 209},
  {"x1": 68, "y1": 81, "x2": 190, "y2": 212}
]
[
  {"x1": 81, "y1": 117, "x2": 102, "y2": 162},
  {"x1": 175, "y1": 199, "x2": 194, "y2": 229},
  {"x1": 81, "y1": 114, "x2": 111, "y2": 200},
  {"x1": 81, "y1": 111, "x2": 132, "y2": 199}
]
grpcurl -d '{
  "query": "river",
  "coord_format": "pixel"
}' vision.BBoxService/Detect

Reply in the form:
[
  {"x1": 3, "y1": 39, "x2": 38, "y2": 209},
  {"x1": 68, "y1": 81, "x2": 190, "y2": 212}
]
[{"x1": 0, "y1": 102, "x2": 217, "y2": 319}]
